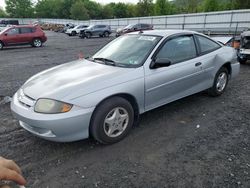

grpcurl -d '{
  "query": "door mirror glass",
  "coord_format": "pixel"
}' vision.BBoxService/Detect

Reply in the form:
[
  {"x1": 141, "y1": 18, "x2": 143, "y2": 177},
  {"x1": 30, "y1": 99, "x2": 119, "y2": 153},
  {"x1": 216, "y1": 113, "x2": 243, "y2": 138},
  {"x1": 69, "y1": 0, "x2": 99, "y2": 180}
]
[{"x1": 150, "y1": 58, "x2": 172, "y2": 69}]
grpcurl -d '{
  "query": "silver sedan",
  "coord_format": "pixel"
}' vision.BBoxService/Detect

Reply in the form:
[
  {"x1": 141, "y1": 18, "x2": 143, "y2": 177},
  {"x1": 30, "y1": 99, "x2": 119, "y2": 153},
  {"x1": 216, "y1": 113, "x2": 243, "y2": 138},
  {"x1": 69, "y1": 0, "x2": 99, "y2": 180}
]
[{"x1": 11, "y1": 30, "x2": 240, "y2": 144}]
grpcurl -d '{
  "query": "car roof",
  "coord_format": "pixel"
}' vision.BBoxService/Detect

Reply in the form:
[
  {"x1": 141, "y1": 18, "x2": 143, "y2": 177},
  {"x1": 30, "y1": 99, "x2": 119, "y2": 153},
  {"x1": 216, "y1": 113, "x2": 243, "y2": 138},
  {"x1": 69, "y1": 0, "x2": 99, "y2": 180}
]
[{"x1": 127, "y1": 29, "x2": 199, "y2": 37}]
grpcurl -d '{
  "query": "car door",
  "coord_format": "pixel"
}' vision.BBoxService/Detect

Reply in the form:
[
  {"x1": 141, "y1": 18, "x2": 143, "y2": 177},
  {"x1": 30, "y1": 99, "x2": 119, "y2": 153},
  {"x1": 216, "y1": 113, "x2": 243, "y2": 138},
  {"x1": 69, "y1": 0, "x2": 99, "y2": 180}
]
[
  {"x1": 91, "y1": 25, "x2": 99, "y2": 36},
  {"x1": 4, "y1": 28, "x2": 20, "y2": 45},
  {"x1": 19, "y1": 27, "x2": 33, "y2": 44},
  {"x1": 144, "y1": 34, "x2": 208, "y2": 111},
  {"x1": 194, "y1": 34, "x2": 222, "y2": 87}
]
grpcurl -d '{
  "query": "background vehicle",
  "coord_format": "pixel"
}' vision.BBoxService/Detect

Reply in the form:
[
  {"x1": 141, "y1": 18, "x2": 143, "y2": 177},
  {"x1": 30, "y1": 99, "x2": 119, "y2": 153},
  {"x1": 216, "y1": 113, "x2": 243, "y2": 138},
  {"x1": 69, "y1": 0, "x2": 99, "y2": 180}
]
[
  {"x1": 0, "y1": 20, "x2": 19, "y2": 32},
  {"x1": 83, "y1": 25, "x2": 112, "y2": 38},
  {"x1": 238, "y1": 31, "x2": 250, "y2": 64},
  {"x1": 116, "y1": 23, "x2": 153, "y2": 37},
  {"x1": 0, "y1": 20, "x2": 19, "y2": 26},
  {"x1": 0, "y1": 25, "x2": 47, "y2": 50},
  {"x1": 212, "y1": 36, "x2": 241, "y2": 49},
  {"x1": 65, "y1": 25, "x2": 88, "y2": 36},
  {"x1": 11, "y1": 30, "x2": 239, "y2": 144}
]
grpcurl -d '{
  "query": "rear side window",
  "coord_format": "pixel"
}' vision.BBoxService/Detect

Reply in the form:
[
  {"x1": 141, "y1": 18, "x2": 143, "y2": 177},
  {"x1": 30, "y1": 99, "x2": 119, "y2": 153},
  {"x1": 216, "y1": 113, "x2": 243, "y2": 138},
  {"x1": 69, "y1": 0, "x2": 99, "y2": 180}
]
[
  {"x1": 20, "y1": 27, "x2": 33, "y2": 34},
  {"x1": 156, "y1": 35, "x2": 197, "y2": 64},
  {"x1": 141, "y1": 24, "x2": 150, "y2": 29},
  {"x1": 196, "y1": 35, "x2": 220, "y2": 54}
]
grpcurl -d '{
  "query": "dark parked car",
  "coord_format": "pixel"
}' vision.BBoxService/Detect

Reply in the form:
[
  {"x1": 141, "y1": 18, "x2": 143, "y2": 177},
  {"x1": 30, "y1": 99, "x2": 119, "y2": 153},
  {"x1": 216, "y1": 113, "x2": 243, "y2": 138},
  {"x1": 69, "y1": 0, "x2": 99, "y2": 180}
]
[
  {"x1": 116, "y1": 23, "x2": 153, "y2": 37},
  {"x1": 80, "y1": 25, "x2": 112, "y2": 38},
  {"x1": 0, "y1": 25, "x2": 47, "y2": 50},
  {"x1": 0, "y1": 20, "x2": 19, "y2": 25}
]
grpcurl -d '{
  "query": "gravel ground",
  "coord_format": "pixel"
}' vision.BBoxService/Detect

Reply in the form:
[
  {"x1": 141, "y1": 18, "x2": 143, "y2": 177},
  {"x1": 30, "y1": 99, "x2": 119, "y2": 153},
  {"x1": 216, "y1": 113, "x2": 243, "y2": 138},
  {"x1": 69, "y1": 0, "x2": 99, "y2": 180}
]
[{"x1": 0, "y1": 31, "x2": 249, "y2": 188}]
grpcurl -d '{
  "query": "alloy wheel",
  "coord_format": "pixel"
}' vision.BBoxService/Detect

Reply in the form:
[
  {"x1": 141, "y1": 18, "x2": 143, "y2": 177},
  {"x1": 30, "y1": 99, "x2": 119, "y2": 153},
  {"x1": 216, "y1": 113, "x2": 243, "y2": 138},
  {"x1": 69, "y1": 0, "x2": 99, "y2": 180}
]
[{"x1": 103, "y1": 107, "x2": 129, "y2": 138}]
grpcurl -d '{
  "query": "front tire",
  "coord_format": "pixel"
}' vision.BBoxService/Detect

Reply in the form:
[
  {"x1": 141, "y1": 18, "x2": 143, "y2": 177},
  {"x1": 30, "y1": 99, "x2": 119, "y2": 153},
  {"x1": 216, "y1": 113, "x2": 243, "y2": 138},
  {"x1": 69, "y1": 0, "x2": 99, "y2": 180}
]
[
  {"x1": 85, "y1": 32, "x2": 91, "y2": 39},
  {"x1": 32, "y1": 38, "x2": 42, "y2": 47},
  {"x1": 239, "y1": 58, "x2": 247, "y2": 64},
  {"x1": 208, "y1": 67, "x2": 229, "y2": 97},
  {"x1": 90, "y1": 97, "x2": 134, "y2": 144},
  {"x1": 71, "y1": 31, "x2": 77, "y2": 36}
]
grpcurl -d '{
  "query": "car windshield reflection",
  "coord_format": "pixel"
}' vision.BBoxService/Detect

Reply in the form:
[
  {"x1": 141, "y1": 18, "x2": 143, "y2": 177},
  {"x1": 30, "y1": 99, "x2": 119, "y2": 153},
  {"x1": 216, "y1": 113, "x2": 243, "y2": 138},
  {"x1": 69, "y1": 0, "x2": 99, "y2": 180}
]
[{"x1": 92, "y1": 34, "x2": 161, "y2": 68}]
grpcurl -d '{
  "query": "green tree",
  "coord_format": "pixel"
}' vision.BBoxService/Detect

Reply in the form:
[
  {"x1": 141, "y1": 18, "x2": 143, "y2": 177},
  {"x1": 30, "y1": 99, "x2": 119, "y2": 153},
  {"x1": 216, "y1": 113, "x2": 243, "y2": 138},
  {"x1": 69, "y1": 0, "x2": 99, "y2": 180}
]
[
  {"x1": 136, "y1": 0, "x2": 154, "y2": 16},
  {"x1": 155, "y1": 0, "x2": 173, "y2": 15},
  {"x1": 203, "y1": 0, "x2": 220, "y2": 12},
  {"x1": 36, "y1": 0, "x2": 56, "y2": 18},
  {"x1": 101, "y1": 4, "x2": 114, "y2": 19},
  {"x1": 83, "y1": 0, "x2": 102, "y2": 19},
  {"x1": 113, "y1": 2, "x2": 129, "y2": 18},
  {"x1": 127, "y1": 3, "x2": 137, "y2": 17},
  {"x1": 233, "y1": 0, "x2": 250, "y2": 9},
  {"x1": 0, "y1": 8, "x2": 6, "y2": 17},
  {"x1": 70, "y1": 0, "x2": 89, "y2": 20},
  {"x1": 5, "y1": 0, "x2": 34, "y2": 18},
  {"x1": 36, "y1": 0, "x2": 77, "y2": 18},
  {"x1": 174, "y1": 0, "x2": 202, "y2": 13}
]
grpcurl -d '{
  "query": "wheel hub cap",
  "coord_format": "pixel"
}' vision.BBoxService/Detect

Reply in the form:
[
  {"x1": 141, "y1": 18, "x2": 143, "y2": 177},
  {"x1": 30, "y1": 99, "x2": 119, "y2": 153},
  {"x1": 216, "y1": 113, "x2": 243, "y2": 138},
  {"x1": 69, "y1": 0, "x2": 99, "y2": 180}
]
[
  {"x1": 103, "y1": 107, "x2": 129, "y2": 138},
  {"x1": 34, "y1": 40, "x2": 41, "y2": 46},
  {"x1": 216, "y1": 72, "x2": 227, "y2": 92}
]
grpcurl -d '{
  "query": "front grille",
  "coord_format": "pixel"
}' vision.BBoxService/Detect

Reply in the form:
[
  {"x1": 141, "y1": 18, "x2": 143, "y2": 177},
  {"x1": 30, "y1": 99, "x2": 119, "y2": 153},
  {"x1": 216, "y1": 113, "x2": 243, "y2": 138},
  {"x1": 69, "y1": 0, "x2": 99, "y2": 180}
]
[{"x1": 17, "y1": 89, "x2": 35, "y2": 108}]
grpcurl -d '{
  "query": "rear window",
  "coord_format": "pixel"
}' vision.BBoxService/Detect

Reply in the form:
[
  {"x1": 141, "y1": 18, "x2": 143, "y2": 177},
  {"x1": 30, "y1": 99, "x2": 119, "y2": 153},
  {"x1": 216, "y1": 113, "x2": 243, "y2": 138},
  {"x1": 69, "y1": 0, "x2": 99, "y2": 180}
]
[
  {"x1": 20, "y1": 27, "x2": 34, "y2": 34},
  {"x1": 196, "y1": 35, "x2": 221, "y2": 54}
]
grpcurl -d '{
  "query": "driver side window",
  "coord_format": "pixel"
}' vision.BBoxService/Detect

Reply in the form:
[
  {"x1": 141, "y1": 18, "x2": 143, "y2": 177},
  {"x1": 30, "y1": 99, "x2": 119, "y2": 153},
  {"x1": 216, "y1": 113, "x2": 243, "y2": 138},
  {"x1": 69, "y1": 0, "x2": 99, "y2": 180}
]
[{"x1": 156, "y1": 35, "x2": 197, "y2": 64}]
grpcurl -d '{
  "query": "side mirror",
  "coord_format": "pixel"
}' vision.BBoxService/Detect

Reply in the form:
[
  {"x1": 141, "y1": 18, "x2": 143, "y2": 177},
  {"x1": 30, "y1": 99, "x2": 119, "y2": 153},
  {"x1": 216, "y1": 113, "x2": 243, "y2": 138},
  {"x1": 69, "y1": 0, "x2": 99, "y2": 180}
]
[
  {"x1": 4, "y1": 33, "x2": 7, "y2": 36},
  {"x1": 134, "y1": 27, "x2": 137, "y2": 31},
  {"x1": 150, "y1": 58, "x2": 172, "y2": 69}
]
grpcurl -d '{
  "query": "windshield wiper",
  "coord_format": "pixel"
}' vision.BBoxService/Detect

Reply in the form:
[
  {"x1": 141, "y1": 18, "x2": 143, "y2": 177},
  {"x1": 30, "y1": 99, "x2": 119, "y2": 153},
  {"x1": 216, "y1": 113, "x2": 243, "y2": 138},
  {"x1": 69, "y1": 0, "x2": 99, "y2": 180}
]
[{"x1": 93, "y1": 57, "x2": 117, "y2": 66}]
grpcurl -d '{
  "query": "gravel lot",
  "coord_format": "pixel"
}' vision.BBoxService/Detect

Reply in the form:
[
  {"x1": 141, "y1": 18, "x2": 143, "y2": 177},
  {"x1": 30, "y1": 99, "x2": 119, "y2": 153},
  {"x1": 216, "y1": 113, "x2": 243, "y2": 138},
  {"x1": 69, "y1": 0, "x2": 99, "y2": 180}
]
[{"x1": 0, "y1": 31, "x2": 250, "y2": 188}]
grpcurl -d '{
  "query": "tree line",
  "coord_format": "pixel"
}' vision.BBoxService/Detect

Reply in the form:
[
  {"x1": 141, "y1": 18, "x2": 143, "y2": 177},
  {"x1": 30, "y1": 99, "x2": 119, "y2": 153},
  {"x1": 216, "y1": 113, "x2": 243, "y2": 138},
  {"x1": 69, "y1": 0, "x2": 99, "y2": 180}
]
[{"x1": 0, "y1": 0, "x2": 250, "y2": 19}]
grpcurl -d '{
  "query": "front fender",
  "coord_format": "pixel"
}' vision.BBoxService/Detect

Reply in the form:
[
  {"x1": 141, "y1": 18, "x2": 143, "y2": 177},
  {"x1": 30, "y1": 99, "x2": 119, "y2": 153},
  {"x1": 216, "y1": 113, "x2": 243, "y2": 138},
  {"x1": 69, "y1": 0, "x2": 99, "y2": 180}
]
[{"x1": 68, "y1": 77, "x2": 145, "y2": 114}]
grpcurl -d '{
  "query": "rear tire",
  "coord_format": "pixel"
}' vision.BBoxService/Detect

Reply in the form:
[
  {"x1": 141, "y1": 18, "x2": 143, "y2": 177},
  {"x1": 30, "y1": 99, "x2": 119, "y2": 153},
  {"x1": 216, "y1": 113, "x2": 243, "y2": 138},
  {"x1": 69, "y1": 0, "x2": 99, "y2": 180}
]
[
  {"x1": 208, "y1": 67, "x2": 229, "y2": 97},
  {"x1": 90, "y1": 97, "x2": 134, "y2": 144},
  {"x1": 0, "y1": 41, "x2": 3, "y2": 50},
  {"x1": 32, "y1": 38, "x2": 42, "y2": 47},
  {"x1": 71, "y1": 31, "x2": 76, "y2": 36},
  {"x1": 103, "y1": 31, "x2": 109, "y2": 37}
]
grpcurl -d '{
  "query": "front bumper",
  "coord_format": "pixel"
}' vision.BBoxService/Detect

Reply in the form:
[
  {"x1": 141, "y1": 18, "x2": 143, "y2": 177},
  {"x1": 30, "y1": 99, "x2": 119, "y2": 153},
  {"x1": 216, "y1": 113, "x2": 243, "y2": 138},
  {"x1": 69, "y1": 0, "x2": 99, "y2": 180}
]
[{"x1": 11, "y1": 92, "x2": 94, "y2": 142}]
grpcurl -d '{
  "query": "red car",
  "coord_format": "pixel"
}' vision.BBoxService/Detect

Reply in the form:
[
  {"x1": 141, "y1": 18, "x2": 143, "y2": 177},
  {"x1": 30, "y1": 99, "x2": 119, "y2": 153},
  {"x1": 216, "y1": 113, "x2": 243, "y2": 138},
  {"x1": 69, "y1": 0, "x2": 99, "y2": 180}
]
[{"x1": 0, "y1": 25, "x2": 47, "y2": 50}]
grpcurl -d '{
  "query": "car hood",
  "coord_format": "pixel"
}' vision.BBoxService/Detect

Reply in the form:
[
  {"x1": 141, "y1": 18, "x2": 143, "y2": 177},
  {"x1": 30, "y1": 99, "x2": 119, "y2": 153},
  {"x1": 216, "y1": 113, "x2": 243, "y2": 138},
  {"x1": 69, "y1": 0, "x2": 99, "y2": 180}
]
[{"x1": 22, "y1": 59, "x2": 140, "y2": 101}]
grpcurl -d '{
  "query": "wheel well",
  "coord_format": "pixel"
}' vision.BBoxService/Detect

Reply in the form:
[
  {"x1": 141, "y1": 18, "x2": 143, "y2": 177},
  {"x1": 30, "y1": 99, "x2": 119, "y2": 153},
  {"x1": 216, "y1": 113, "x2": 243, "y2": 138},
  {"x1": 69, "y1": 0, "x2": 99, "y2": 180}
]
[
  {"x1": 222, "y1": 62, "x2": 232, "y2": 75},
  {"x1": 0, "y1": 40, "x2": 5, "y2": 46},
  {"x1": 89, "y1": 93, "x2": 140, "y2": 135},
  {"x1": 33, "y1": 37, "x2": 41, "y2": 41}
]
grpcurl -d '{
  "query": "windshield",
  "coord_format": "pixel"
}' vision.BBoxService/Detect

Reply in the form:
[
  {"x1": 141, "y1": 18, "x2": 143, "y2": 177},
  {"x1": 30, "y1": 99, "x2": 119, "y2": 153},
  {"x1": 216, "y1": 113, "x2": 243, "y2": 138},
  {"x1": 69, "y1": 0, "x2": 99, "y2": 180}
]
[
  {"x1": 124, "y1": 24, "x2": 133, "y2": 29},
  {"x1": 92, "y1": 34, "x2": 161, "y2": 67},
  {"x1": 0, "y1": 27, "x2": 9, "y2": 34},
  {"x1": 87, "y1": 25, "x2": 94, "y2": 29}
]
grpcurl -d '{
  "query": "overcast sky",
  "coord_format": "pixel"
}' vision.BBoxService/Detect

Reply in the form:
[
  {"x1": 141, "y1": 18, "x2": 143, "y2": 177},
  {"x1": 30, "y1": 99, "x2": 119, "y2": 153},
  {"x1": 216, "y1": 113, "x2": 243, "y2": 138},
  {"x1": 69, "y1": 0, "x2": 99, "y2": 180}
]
[{"x1": 0, "y1": 0, "x2": 139, "y2": 9}]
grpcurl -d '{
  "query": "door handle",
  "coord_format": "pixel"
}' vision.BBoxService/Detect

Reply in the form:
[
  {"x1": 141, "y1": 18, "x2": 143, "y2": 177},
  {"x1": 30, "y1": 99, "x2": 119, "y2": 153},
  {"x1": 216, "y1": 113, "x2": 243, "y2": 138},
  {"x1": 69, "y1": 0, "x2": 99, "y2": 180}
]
[{"x1": 195, "y1": 62, "x2": 202, "y2": 67}]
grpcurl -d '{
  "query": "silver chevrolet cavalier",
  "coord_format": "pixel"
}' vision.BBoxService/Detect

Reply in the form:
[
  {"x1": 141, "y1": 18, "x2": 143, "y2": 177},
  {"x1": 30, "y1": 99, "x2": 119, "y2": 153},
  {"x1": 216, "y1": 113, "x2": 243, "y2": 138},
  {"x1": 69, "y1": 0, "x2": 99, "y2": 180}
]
[{"x1": 11, "y1": 30, "x2": 240, "y2": 144}]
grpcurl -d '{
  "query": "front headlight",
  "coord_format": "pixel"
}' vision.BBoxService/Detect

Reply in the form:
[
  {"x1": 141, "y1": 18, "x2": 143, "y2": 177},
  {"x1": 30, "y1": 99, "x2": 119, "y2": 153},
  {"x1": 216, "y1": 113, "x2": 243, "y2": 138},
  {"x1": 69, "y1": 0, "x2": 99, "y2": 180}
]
[{"x1": 34, "y1": 99, "x2": 73, "y2": 114}]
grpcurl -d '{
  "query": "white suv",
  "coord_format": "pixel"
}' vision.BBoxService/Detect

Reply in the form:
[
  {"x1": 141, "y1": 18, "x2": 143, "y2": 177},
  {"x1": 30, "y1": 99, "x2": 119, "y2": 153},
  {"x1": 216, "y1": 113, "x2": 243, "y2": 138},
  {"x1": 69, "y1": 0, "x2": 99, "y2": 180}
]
[{"x1": 65, "y1": 25, "x2": 88, "y2": 36}]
